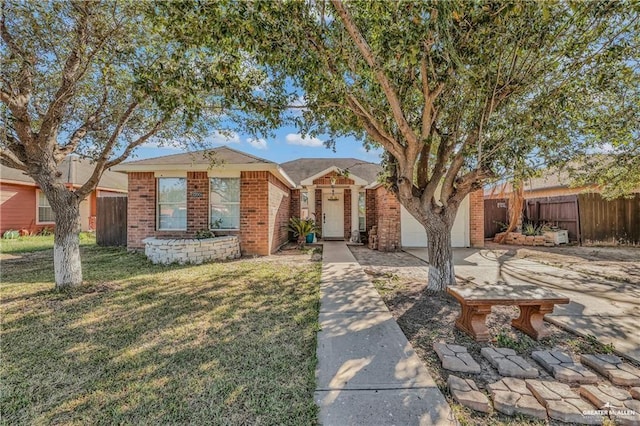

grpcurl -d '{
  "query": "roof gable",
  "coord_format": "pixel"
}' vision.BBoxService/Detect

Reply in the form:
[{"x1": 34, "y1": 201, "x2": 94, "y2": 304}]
[
  {"x1": 280, "y1": 158, "x2": 382, "y2": 186},
  {"x1": 120, "y1": 146, "x2": 273, "y2": 166}
]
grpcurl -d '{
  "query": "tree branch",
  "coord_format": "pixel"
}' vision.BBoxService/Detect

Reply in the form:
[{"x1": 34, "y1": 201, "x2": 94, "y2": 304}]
[
  {"x1": 0, "y1": 148, "x2": 27, "y2": 170},
  {"x1": 331, "y1": 0, "x2": 418, "y2": 149},
  {"x1": 37, "y1": 1, "x2": 90, "y2": 147}
]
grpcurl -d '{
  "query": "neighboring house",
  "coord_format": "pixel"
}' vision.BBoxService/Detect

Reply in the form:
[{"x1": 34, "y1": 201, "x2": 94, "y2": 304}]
[
  {"x1": 114, "y1": 146, "x2": 485, "y2": 256},
  {"x1": 0, "y1": 156, "x2": 128, "y2": 234},
  {"x1": 485, "y1": 173, "x2": 640, "y2": 245}
]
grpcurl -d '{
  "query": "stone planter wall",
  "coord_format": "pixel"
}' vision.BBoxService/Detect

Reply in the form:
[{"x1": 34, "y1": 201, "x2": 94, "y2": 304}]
[{"x1": 142, "y1": 236, "x2": 240, "y2": 265}]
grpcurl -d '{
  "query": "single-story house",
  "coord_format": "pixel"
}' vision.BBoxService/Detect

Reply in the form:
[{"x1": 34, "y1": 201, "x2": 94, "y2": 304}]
[
  {"x1": 0, "y1": 156, "x2": 128, "y2": 234},
  {"x1": 114, "y1": 146, "x2": 484, "y2": 255}
]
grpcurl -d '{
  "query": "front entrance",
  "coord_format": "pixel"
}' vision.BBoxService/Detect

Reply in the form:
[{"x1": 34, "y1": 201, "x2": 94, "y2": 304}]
[{"x1": 322, "y1": 192, "x2": 344, "y2": 239}]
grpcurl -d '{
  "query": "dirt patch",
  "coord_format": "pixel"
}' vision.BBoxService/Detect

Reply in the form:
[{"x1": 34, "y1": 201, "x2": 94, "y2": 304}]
[
  {"x1": 485, "y1": 242, "x2": 640, "y2": 285},
  {"x1": 350, "y1": 246, "x2": 627, "y2": 426}
]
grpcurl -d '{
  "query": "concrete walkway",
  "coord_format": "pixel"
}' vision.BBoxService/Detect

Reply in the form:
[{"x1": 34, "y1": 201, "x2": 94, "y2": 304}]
[
  {"x1": 315, "y1": 242, "x2": 454, "y2": 426},
  {"x1": 406, "y1": 247, "x2": 640, "y2": 364}
]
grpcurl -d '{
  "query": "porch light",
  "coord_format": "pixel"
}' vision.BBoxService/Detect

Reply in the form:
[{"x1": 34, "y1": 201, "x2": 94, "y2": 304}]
[{"x1": 328, "y1": 176, "x2": 339, "y2": 201}]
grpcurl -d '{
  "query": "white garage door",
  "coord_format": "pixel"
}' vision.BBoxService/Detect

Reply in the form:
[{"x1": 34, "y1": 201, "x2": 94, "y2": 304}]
[{"x1": 400, "y1": 195, "x2": 470, "y2": 248}]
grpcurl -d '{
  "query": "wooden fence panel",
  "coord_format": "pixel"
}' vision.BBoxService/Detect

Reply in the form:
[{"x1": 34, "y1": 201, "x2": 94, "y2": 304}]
[
  {"x1": 578, "y1": 193, "x2": 640, "y2": 245},
  {"x1": 96, "y1": 196, "x2": 127, "y2": 246},
  {"x1": 525, "y1": 195, "x2": 580, "y2": 242},
  {"x1": 484, "y1": 198, "x2": 509, "y2": 238}
]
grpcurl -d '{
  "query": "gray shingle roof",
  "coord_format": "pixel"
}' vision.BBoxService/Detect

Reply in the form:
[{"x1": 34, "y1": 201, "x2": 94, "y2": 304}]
[
  {"x1": 121, "y1": 146, "x2": 273, "y2": 166},
  {"x1": 280, "y1": 158, "x2": 383, "y2": 185},
  {"x1": 1, "y1": 156, "x2": 127, "y2": 192}
]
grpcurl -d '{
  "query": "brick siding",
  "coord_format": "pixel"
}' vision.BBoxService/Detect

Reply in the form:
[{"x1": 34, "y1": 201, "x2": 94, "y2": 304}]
[
  {"x1": 127, "y1": 170, "x2": 290, "y2": 255},
  {"x1": 375, "y1": 186, "x2": 401, "y2": 251},
  {"x1": 469, "y1": 189, "x2": 484, "y2": 247},
  {"x1": 268, "y1": 173, "x2": 291, "y2": 253},
  {"x1": 343, "y1": 188, "x2": 351, "y2": 239},
  {"x1": 365, "y1": 189, "x2": 376, "y2": 235},
  {"x1": 313, "y1": 171, "x2": 354, "y2": 186}
]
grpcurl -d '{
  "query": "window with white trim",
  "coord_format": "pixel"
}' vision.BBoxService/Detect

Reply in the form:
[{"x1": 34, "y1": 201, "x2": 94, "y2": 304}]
[
  {"x1": 37, "y1": 192, "x2": 55, "y2": 223},
  {"x1": 210, "y1": 177, "x2": 240, "y2": 229},
  {"x1": 157, "y1": 178, "x2": 187, "y2": 230},
  {"x1": 358, "y1": 191, "x2": 366, "y2": 231}
]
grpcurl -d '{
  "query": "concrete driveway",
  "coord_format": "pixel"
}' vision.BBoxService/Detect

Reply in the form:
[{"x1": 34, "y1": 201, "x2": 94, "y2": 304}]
[{"x1": 405, "y1": 247, "x2": 640, "y2": 364}]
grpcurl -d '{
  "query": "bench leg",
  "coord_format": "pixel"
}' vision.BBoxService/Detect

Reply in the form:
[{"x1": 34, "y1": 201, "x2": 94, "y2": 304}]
[
  {"x1": 455, "y1": 304, "x2": 492, "y2": 342},
  {"x1": 512, "y1": 304, "x2": 554, "y2": 340}
]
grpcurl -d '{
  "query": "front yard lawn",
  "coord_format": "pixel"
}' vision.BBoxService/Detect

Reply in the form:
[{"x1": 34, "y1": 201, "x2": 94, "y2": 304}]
[{"x1": 0, "y1": 244, "x2": 321, "y2": 425}]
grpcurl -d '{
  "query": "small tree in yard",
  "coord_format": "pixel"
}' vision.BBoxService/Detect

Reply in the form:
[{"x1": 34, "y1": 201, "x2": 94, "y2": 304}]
[
  {"x1": 220, "y1": 0, "x2": 636, "y2": 291},
  {"x1": 0, "y1": 1, "x2": 286, "y2": 289}
]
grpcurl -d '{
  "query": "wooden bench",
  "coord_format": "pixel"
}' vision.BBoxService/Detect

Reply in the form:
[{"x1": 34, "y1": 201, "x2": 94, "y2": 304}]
[{"x1": 447, "y1": 284, "x2": 570, "y2": 342}]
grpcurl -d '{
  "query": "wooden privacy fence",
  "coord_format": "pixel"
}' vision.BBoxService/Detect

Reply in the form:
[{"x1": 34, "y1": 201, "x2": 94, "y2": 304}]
[
  {"x1": 484, "y1": 192, "x2": 640, "y2": 245},
  {"x1": 525, "y1": 195, "x2": 580, "y2": 242},
  {"x1": 96, "y1": 196, "x2": 127, "y2": 246},
  {"x1": 484, "y1": 198, "x2": 509, "y2": 238},
  {"x1": 578, "y1": 192, "x2": 640, "y2": 245}
]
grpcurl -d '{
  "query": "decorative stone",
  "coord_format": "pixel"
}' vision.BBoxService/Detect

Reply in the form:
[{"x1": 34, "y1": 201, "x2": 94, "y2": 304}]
[
  {"x1": 433, "y1": 343, "x2": 481, "y2": 374},
  {"x1": 580, "y1": 384, "x2": 632, "y2": 408},
  {"x1": 143, "y1": 236, "x2": 240, "y2": 265},
  {"x1": 531, "y1": 350, "x2": 599, "y2": 384},
  {"x1": 487, "y1": 377, "x2": 547, "y2": 420},
  {"x1": 631, "y1": 387, "x2": 640, "y2": 400},
  {"x1": 481, "y1": 347, "x2": 538, "y2": 378},
  {"x1": 447, "y1": 375, "x2": 491, "y2": 413},
  {"x1": 526, "y1": 379, "x2": 602, "y2": 425},
  {"x1": 581, "y1": 354, "x2": 640, "y2": 386}
]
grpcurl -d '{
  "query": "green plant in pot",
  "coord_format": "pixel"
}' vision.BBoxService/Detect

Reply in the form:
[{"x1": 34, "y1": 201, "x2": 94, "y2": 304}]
[{"x1": 288, "y1": 217, "x2": 318, "y2": 248}]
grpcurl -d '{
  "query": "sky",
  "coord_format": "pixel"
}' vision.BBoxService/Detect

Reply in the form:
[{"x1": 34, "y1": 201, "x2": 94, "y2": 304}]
[{"x1": 134, "y1": 126, "x2": 385, "y2": 164}]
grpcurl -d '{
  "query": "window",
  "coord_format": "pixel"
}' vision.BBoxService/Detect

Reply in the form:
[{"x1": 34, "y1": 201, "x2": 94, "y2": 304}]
[
  {"x1": 157, "y1": 178, "x2": 187, "y2": 230},
  {"x1": 37, "y1": 192, "x2": 54, "y2": 223},
  {"x1": 210, "y1": 177, "x2": 240, "y2": 229},
  {"x1": 358, "y1": 191, "x2": 366, "y2": 231}
]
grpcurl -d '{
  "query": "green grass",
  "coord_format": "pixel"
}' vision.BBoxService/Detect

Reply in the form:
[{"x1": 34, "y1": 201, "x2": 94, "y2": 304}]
[
  {"x1": 0, "y1": 233, "x2": 96, "y2": 254},
  {"x1": 0, "y1": 243, "x2": 321, "y2": 425}
]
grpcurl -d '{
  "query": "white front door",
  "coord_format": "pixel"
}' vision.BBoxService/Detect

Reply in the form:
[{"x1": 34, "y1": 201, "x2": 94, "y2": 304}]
[{"x1": 322, "y1": 192, "x2": 344, "y2": 239}]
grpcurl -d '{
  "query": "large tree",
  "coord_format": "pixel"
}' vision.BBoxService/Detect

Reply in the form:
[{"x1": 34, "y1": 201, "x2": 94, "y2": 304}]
[
  {"x1": 0, "y1": 0, "x2": 287, "y2": 289},
  {"x1": 225, "y1": 0, "x2": 637, "y2": 291}
]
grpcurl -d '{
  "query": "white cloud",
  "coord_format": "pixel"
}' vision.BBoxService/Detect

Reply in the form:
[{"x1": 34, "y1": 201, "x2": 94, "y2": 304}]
[
  {"x1": 247, "y1": 137, "x2": 267, "y2": 150},
  {"x1": 206, "y1": 130, "x2": 241, "y2": 145},
  {"x1": 285, "y1": 133, "x2": 323, "y2": 147}
]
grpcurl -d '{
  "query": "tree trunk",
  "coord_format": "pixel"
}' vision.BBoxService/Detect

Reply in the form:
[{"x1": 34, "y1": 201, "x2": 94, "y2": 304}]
[
  {"x1": 425, "y1": 215, "x2": 456, "y2": 292},
  {"x1": 50, "y1": 191, "x2": 83, "y2": 289}
]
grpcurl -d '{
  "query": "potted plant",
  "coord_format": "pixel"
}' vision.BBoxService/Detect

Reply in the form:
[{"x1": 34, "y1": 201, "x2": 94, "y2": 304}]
[{"x1": 288, "y1": 217, "x2": 318, "y2": 248}]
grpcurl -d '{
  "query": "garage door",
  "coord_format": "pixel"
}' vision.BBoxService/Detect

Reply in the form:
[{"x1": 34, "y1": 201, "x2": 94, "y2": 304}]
[{"x1": 400, "y1": 195, "x2": 469, "y2": 247}]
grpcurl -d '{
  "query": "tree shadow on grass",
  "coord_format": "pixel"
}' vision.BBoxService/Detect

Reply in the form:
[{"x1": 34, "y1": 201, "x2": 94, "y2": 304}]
[{"x1": 0, "y1": 258, "x2": 321, "y2": 425}]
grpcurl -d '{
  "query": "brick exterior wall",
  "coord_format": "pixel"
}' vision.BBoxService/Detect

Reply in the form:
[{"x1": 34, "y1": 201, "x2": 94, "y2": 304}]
[
  {"x1": 469, "y1": 189, "x2": 484, "y2": 247},
  {"x1": 365, "y1": 189, "x2": 376, "y2": 235},
  {"x1": 268, "y1": 173, "x2": 291, "y2": 253},
  {"x1": 343, "y1": 188, "x2": 351, "y2": 240},
  {"x1": 313, "y1": 171, "x2": 354, "y2": 186},
  {"x1": 375, "y1": 186, "x2": 401, "y2": 251},
  {"x1": 239, "y1": 171, "x2": 269, "y2": 255},
  {"x1": 290, "y1": 189, "x2": 300, "y2": 218},
  {"x1": 187, "y1": 172, "x2": 209, "y2": 233},
  {"x1": 127, "y1": 170, "x2": 289, "y2": 256},
  {"x1": 127, "y1": 172, "x2": 156, "y2": 249},
  {"x1": 315, "y1": 188, "x2": 322, "y2": 237}
]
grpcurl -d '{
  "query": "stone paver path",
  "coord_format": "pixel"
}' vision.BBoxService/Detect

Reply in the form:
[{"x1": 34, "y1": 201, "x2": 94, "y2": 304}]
[
  {"x1": 447, "y1": 375, "x2": 491, "y2": 413},
  {"x1": 581, "y1": 354, "x2": 640, "y2": 386},
  {"x1": 433, "y1": 343, "x2": 481, "y2": 374},
  {"x1": 526, "y1": 379, "x2": 602, "y2": 424},
  {"x1": 487, "y1": 377, "x2": 547, "y2": 420},
  {"x1": 315, "y1": 242, "x2": 454, "y2": 425},
  {"x1": 631, "y1": 387, "x2": 640, "y2": 400},
  {"x1": 481, "y1": 347, "x2": 538, "y2": 378},
  {"x1": 580, "y1": 383, "x2": 632, "y2": 407},
  {"x1": 531, "y1": 350, "x2": 599, "y2": 384}
]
